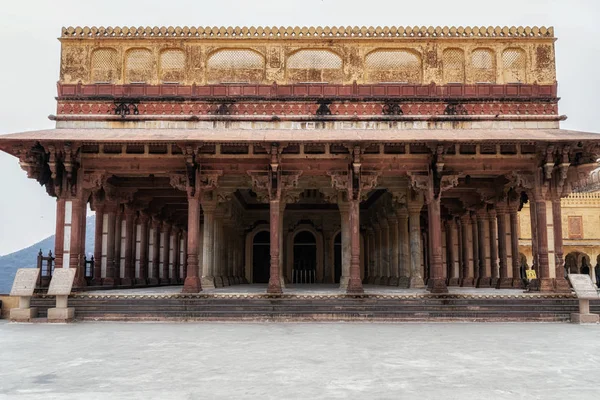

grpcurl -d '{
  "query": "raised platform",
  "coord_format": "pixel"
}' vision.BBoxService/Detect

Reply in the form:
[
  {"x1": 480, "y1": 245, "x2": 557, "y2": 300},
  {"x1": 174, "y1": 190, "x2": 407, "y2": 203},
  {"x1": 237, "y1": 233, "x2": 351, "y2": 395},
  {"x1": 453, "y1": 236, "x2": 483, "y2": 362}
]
[{"x1": 27, "y1": 285, "x2": 600, "y2": 323}]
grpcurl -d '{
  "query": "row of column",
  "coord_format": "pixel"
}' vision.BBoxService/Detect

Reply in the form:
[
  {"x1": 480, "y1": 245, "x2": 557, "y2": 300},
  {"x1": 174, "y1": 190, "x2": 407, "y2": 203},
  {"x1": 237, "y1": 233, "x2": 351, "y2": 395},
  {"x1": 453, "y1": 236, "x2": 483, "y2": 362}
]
[
  {"x1": 92, "y1": 203, "x2": 187, "y2": 287},
  {"x1": 363, "y1": 200, "x2": 425, "y2": 288}
]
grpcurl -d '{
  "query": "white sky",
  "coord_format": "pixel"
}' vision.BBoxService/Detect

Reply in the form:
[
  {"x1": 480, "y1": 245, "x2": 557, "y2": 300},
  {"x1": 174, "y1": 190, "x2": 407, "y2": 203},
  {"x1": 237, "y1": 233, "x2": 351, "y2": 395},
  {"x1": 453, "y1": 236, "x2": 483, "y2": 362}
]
[{"x1": 0, "y1": 0, "x2": 599, "y2": 255}]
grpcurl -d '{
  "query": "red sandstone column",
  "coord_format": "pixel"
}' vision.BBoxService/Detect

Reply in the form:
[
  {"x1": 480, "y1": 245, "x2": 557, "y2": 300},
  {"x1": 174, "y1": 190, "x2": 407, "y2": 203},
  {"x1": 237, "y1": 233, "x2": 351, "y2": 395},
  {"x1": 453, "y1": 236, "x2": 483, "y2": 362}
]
[
  {"x1": 496, "y1": 203, "x2": 512, "y2": 288},
  {"x1": 509, "y1": 201, "x2": 523, "y2": 288},
  {"x1": 70, "y1": 197, "x2": 87, "y2": 288},
  {"x1": 535, "y1": 198, "x2": 553, "y2": 291},
  {"x1": 552, "y1": 197, "x2": 570, "y2": 292},
  {"x1": 103, "y1": 205, "x2": 117, "y2": 286},
  {"x1": 379, "y1": 214, "x2": 390, "y2": 285},
  {"x1": 471, "y1": 212, "x2": 480, "y2": 284},
  {"x1": 181, "y1": 230, "x2": 188, "y2": 282},
  {"x1": 426, "y1": 194, "x2": 448, "y2": 293},
  {"x1": 137, "y1": 212, "x2": 149, "y2": 286},
  {"x1": 121, "y1": 206, "x2": 136, "y2": 286},
  {"x1": 460, "y1": 214, "x2": 475, "y2": 286},
  {"x1": 488, "y1": 207, "x2": 499, "y2": 287},
  {"x1": 475, "y1": 209, "x2": 490, "y2": 288},
  {"x1": 92, "y1": 205, "x2": 104, "y2": 285},
  {"x1": 161, "y1": 222, "x2": 171, "y2": 285},
  {"x1": 268, "y1": 199, "x2": 283, "y2": 294},
  {"x1": 388, "y1": 213, "x2": 400, "y2": 286},
  {"x1": 529, "y1": 200, "x2": 538, "y2": 275},
  {"x1": 149, "y1": 218, "x2": 161, "y2": 285},
  {"x1": 113, "y1": 207, "x2": 123, "y2": 285},
  {"x1": 171, "y1": 227, "x2": 181, "y2": 285},
  {"x1": 183, "y1": 195, "x2": 202, "y2": 293},
  {"x1": 53, "y1": 198, "x2": 66, "y2": 270},
  {"x1": 347, "y1": 199, "x2": 364, "y2": 294},
  {"x1": 408, "y1": 200, "x2": 425, "y2": 288}
]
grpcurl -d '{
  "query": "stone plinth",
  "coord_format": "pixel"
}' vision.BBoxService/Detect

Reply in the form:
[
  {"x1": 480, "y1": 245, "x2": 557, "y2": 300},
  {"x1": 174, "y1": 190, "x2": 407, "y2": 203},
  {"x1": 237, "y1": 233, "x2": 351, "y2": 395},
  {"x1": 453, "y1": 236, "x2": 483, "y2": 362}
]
[{"x1": 48, "y1": 295, "x2": 75, "y2": 323}]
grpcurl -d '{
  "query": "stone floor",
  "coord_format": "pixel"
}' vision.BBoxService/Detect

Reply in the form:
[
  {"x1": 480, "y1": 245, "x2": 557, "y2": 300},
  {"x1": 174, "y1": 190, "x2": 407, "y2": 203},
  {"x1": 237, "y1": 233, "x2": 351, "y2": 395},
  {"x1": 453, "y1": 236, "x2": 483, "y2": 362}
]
[
  {"x1": 82, "y1": 284, "x2": 529, "y2": 296},
  {"x1": 0, "y1": 321, "x2": 599, "y2": 399}
]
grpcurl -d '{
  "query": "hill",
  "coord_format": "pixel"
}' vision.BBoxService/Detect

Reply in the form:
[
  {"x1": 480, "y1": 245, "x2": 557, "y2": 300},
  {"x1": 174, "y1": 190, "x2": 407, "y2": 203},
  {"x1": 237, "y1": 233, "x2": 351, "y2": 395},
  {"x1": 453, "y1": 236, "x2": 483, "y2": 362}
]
[{"x1": 0, "y1": 215, "x2": 95, "y2": 293}]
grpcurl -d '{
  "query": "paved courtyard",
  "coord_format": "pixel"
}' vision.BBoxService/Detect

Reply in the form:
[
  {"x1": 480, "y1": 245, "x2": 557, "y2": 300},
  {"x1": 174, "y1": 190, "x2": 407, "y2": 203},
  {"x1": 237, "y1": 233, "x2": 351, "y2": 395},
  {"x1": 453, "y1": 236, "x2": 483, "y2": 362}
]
[{"x1": 0, "y1": 321, "x2": 599, "y2": 399}]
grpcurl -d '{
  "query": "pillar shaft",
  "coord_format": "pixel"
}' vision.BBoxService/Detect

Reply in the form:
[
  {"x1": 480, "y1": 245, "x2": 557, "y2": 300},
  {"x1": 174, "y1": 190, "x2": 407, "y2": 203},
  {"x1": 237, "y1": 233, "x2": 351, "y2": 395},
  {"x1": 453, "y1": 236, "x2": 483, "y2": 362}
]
[
  {"x1": 447, "y1": 219, "x2": 460, "y2": 286},
  {"x1": 408, "y1": 203, "x2": 425, "y2": 288},
  {"x1": 268, "y1": 199, "x2": 283, "y2": 294},
  {"x1": 347, "y1": 199, "x2": 364, "y2": 293},
  {"x1": 496, "y1": 204, "x2": 512, "y2": 288},
  {"x1": 138, "y1": 214, "x2": 149, "y2": 285},
  {"x1": 460, "y1": 215, "x2": 474, "y2": 286},
  {"x1": 201, "y1": 202, "x2": 216, "y2": 288},
  {"x1": 70, "y1": 197, "x2": 87, "y2": 287},
  {"x1": 183, "y1": 196, "x2": 202, "y2": 292},
  {"x1": 488, "y1": 208, "x2": 499, "y2": 287},
  {"x1": 553, "y1": 197, "x2": 571, "y2": 292},
  {"x1": 122, "y1": 207, "x2": 136, "y2": 286},
  {"x1": 103, "y1": 208, "x2": 117, "y2": 286},
  {"x1": 92, "y1": 205, "x2": 104, "y2": 285},
  {"x1": 476, "y1": 210, "x2": 491, "y2": 287},
  {"x1": 150, "y1": 219, "x2": 161, "y2": 285}
]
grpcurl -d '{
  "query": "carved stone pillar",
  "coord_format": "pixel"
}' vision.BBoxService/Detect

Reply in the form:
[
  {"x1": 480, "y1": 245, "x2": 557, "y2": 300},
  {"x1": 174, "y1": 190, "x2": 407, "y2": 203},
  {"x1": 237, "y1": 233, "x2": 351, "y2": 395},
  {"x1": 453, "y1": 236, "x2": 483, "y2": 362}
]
[
  {"x1": 379, "y1": 213, "x2": 390, "y2": 285},
  {"x1": 508, "y1": 200, "x2": 523, "y2": 288},
  {"x1": 201, "y1": 201, "x2": 217, "y2": 289},
  {"x1": 137, "y1": 212, "x2": 150, "y2": 286},
  {"x1": 534, "y1": 198, "x2": 554, "y2": 292},
  {"x1": 149, "y1": 218, "x2": 161, "y2": 285},
  {"x1": 388, "y1": 213, "x2": 400, "y2": 286},
  {"x1": 171, "y1": 227, "x2": 181, "y2": 285},
  {"x1": 53, "y1": 198, "x2": 67, "y2": 271},
  {"x1": 397, "y1": 208, "x2": 410, "y2": 288},
  {"x1": 121, "y1": 205, "x2": 136, "y2": 287},
  {"x1": 470, "y1": 212, "x2": 479, "y2": 285},
  {"x1": 496, "y1": 203, "x2": 512, "y2": 289},
  {"x1": 426, "y1": 193, "x2": 446, "y2": 292},
  {"x1": 488, "y1": 207, "x2": 499, "y2": 288},
  {"x1": 70, "y1": 196, "x2": 88, "y2": 288},
  {"x1": 552, "y1": 197, "x2": 571, "y2": 292},
  {"x1": 113, "y1": 207, "x2": 123, "y2": 285},
  {"x1": 92, "y1": 204, "x2": 104, "y2": 285},
  {"x1": 371, "y1": 219, "x2": 383, "y2": 285},
  {"x1": 408, "y1": 198, "x2": 425, "y2": 288},
  {"x1": 447, "y1": 218, "x2": 460, "y2": 286},
  {"x1": 347, "y1": 198, "x2": 363, "y2": 293},
  {"x1": 529, "y1": 200, "x2": 538, "y2": 276},
  {"x1": 460, "y1": 214, "x2": 474, "y2": 286},
  {"x1": 475, "y1": 209, "x2": 491, "y2": 288},
  {"x1": 268, "y1": 199, "x2": 284, "y2": 294},
  {"x1": 338, "y1": 201, "x2": 351, "y2": 288},
  {"x1": 160, "y1": 222, "x2": 171, "y2": 285},
  {"x1": 103, "y1": 205, "x2": 118, "y2": 286}
]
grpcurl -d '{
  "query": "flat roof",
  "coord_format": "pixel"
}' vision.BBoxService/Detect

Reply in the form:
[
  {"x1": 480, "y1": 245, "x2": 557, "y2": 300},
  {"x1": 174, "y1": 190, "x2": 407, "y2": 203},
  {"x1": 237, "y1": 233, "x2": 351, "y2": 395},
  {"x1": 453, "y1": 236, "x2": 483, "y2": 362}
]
[{"x1": 0, "y1": 128, "x2": 599, "y2": 144}]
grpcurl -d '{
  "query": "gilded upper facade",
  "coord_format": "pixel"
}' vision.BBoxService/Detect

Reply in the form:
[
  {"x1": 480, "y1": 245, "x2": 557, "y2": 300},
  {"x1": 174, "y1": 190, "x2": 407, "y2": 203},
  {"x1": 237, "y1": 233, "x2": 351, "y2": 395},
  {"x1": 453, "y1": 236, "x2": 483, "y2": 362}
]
[{"x1": 59, "y1": 25, "x2": 557, "y2": 86}]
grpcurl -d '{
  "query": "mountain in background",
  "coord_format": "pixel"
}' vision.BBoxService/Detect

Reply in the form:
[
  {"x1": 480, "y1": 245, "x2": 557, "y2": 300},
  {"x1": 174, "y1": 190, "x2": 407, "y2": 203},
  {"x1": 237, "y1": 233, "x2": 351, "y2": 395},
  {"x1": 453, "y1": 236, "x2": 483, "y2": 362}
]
[{"x1": 0, "y1": 215, "x2": 95, "y2": 293}]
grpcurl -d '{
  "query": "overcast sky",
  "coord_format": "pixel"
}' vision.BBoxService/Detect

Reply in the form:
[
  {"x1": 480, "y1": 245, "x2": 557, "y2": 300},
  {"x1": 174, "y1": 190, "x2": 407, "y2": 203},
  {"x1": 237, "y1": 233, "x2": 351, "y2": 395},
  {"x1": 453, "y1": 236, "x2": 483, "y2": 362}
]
[{"x1": 0, "y1": 0, "x2": 599, "y2": 255}]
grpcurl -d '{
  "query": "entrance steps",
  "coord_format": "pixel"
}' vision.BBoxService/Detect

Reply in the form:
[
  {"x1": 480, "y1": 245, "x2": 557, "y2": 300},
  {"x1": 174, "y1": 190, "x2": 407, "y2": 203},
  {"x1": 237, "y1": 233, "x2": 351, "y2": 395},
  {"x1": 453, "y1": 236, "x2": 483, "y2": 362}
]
[{"x1": 29, "y1": 293, "x2": 600, "y2": 322}]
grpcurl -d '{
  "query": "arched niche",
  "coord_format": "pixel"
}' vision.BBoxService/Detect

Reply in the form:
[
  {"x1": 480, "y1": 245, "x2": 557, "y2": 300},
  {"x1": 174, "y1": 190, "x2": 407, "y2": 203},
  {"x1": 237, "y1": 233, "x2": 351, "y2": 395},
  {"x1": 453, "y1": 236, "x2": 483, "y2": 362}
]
[
  {"x1": 245, "y1": 224, "x2": 270, "y2": 283},
  {"x1": 286, "y1": 224, "x2": 324, "y2": 283}
]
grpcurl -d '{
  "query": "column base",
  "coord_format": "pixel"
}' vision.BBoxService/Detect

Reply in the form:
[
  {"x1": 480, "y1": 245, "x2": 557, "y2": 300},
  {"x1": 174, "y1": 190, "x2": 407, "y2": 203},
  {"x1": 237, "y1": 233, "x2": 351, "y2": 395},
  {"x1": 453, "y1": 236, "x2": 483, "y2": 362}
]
[
  {"x1": 554, "y1": 277, "x2": 572, "y2": 293},
  {"x1": 339, "y1": 275, "x2": 350, "y2": 290},
  {"x1": 135, "y1": 278, "x2": 148, "y2": 286},
  {"x1": 460, "y1": 278, "x2": 475, "y2": 287},
  {"x1": 221, "y1": 276, "x2": 230, "y2": 286},
  {"x1": 147, "y1": 277, "x2": 160, "y2": 286},
  {"x1": 267, "y1": 278, "x2": 283, "y2": 294},
  {"x1": 530, "y1": 278, "x2": 554, "y2": 292},
  {"x1": 182, "y1": 276, "x2": 202, "y2": 293},
  {"x1": 91, "y1": 278, "x2": 103, "y2": 286},
  {"x1": 201, "y1": 276, "x2": 216, "y2": 289},
  {"x1": 476, "y1": 277, "x2": 492, "y2": 288},
  {"x1": 490, "y1": 278, "x2": 499, "y2": 288},
  {"x1": 120, "y1": 278, "x2": 134, "y2": 287},
  {"x1": 214, "y1": 276, "x2": 224, "y2": 287},
  {"x1": 427, "y1": 278, "x2": 448, "y2": 293},
  {"x1": 47, "y1": 307, "x2": 75, "y2": 323},
  {"x1": 447, "y1": 278, "x2": 460, "y2": 287},
  {"x1": 512, "y1": 278, "x2": 525, "y2": 289},
  {"x1": 346, "y1": 278, "x2": 364, "y2": 294},
  {"x1": 102, "y1": 277, "x2": 118, "y2": 287},
  {"x1": 397, "y1": 276, "x2": 410, "y2": 288},
  {"x1": 409, "y1": 276, "x2": 425, "y2": 289},
  {"x1": 228, "y1": 276, "x2": 237, "y2": 285},
  {"x1": 496, "y1": 277, "x2": 514, "y2": 289},
  {"x1": 73, "y1": 276, "x2": 87, "y2": 289},
  {"x1": 388, "y1": 277, "x2": 400, "y2": 286},
  {"x1": 571, "y1": 313, "x2": 599, "y2": 324},
  {"x1": 10, "y1": 307, "x2": 38, "y2": 322}
]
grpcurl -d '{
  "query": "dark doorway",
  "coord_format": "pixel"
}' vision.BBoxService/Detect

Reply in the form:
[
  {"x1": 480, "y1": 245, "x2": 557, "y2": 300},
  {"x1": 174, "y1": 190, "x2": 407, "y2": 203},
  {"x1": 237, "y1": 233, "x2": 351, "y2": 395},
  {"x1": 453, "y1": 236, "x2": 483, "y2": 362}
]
[
  {"x1": 293, "y1": 231, "x2": 317, "y2": 284},
  {"x1": 252, "y1": 231, "x2": 270, "y2": 283},
  {"x1": 334, "y1": 232, "x2": 342, "y2": 283}
]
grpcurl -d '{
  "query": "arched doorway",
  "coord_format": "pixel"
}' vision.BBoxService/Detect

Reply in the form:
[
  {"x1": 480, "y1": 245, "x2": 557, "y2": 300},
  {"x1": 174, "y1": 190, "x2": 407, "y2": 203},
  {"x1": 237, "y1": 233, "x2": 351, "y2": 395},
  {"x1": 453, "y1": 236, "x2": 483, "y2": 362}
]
[
  {"x1": 334, "y1": 232, "x2": 342, "y2": 283},
  {"x1": 293, "y1": 231, "x2": 317, "y2": 284},
  {"x1": 252, "y1": 231, "x2": 270, "y2": 283},
  {"x1": 565, "y1": 251, "x2": 591, "y2": 275}
]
